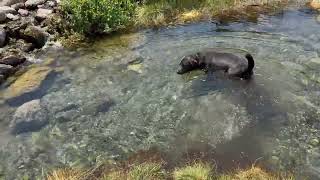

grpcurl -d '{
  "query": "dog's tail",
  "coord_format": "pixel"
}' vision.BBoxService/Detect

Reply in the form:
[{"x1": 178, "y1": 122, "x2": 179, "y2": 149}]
[{"x1": 245, "y1": 53, "x2": 255, "y2": 72}]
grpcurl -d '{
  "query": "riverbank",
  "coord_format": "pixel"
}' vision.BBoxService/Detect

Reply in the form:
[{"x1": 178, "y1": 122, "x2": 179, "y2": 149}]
[
  {"x1": 48, "y1": 162, "x2": 294, "y2": 180},
  {"x1": 1, "y1": 1, "x2": 320, "y2": 180},
  {"x1": 0, "y1": 0, "x2": 315, "y2": 85}
]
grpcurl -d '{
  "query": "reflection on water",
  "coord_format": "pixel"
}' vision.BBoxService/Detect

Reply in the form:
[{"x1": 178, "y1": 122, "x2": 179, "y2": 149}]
[{"x1": 1, "y1": 8, "x2": 320, "y2": 179}]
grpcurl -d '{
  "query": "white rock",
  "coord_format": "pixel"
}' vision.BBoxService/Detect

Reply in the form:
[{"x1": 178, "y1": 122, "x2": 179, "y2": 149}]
[
  {"x1": 6, "y1": 13, "x2": 20, "y2": 21},
  {"x1": 35, "y1": 8, "x2": 52, "y2": 21},
  {"x1": 18, "y1": 8, "x2": 29, "y2": 16}
]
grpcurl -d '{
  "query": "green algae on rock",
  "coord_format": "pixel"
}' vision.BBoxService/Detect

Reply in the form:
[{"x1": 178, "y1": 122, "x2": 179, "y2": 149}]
[{"x1": 3, "y1": 66, "x2": 55, "y2": 106}]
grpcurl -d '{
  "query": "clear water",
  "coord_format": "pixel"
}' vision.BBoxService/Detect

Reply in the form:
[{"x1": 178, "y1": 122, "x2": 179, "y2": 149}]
[{"x1": 1, "y1": 8, "x2": 320, "y2": 179}]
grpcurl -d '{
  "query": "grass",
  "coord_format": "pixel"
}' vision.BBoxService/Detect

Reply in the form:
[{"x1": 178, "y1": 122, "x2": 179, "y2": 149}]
[
  {"x1": 59, "y1": 0, "x2": 289, "y2": 37},
  {"x1": 173, "y1": 162, "x2": 213, "y2": 180},
  {"x1": 47, "y1": 161, "x2": 296, "y2": 180}
]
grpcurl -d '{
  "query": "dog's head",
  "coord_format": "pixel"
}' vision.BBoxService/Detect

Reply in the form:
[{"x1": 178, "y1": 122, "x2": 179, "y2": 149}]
[{"x1": 177, "y1": 53, "x2": 201, "y2": 74}]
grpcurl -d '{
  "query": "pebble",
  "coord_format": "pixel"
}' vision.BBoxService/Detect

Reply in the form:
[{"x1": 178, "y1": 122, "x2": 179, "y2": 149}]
[{"x1": 310, "y1": 138, "x2": 319, "y2": 146}]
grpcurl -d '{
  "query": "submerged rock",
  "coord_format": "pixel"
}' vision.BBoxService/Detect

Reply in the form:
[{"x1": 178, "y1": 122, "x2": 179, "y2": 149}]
[
  {"x1": 4, "y1": 66, "x2": 55, "y2": 106},
  {"x1": 10, "y1": 99, "x2": 48, "y2": 134}
]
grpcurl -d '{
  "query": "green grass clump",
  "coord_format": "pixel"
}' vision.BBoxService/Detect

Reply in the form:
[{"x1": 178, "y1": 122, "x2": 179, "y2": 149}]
[
  {"x1": 128, "y1": 162, "x2": 166, "y2": 180},
  {"x1": 173, "y1": 162, "x2": 213, "y2": 180},
  {"x1": 61, "y1": 0, "x2": 136, "y2": 35}
]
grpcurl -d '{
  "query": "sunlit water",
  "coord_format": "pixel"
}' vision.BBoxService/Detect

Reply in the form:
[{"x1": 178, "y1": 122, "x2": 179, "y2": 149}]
[{"x1": 1, "y1": 8, "x2": 320, "y2": 179}]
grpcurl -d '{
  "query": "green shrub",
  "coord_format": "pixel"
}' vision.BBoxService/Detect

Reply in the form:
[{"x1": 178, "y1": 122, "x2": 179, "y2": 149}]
[{"x1": 61, "y1": 0, "x2": 136, "y2": 35}]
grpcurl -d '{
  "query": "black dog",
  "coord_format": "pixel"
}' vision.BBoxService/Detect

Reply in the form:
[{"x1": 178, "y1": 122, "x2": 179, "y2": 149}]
[{"x1": 177, "y1": 50, "x2": 255, "y2": 79}]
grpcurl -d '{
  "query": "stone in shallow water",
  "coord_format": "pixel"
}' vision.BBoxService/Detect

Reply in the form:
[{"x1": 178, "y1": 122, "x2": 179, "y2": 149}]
[
  {"x1": 10, "y1": 99, "x2": 48, "y2": 134},
  {"x1": 3, "y1": 66, "x2": 55, "y2": 106},
  {"x1": 310, "y1": 139, "x2": 319, "y2": 146},
  {"x1": 127, "y1": 63, "x2": 143, "y2": 74},
  {"x1": 0, "y1": 54, "x2": 26, "y2": 66}
]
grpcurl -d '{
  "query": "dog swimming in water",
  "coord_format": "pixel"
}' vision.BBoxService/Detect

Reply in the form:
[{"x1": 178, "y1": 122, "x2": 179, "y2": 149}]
[{"x1": 177, "y1": 50, "x2": 255, "y2": 79}]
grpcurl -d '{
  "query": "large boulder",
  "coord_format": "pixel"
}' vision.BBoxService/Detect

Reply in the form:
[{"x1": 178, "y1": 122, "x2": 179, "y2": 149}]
[
  {"x1": 0, "y1": 28, "x2": 7, "y2": 47},
  {"x1": 0, "y1": 0, "x2": 25, "y2": 6},
  {"x1": 35, "y1": 8, "x2": 52, "y2": 21},
  {"x1": 0, "y1": 6, "x2": 17, "y2": 14},
  {"x1": 10, "y1": 99, "x2": 48, "y2": 134},
  {"x1": 3, "y1": 66, "x2": 55, "y2": 106},
  {"x1": 20, "y1": 26, "x2": 48, "y2": 48},
  {"x1": 25, "y1": 0, "x2": 46, "y2": 9},
  {"x1": 0, "y1": 55, "x2": 26, "y2": 66}
]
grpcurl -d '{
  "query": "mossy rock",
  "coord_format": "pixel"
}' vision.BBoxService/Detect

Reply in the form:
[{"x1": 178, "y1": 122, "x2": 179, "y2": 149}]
[{"x1": 3, "y1": 66, "x2": 56, "y2": 106}]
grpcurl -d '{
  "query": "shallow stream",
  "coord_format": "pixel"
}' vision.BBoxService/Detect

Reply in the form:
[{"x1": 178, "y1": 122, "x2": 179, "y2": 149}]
[{"x1": 1, "y1": 7, "x2": 320, "y2": 179}]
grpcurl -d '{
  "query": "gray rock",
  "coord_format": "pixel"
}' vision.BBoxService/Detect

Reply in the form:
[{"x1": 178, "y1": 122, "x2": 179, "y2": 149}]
[
  {"x1": 0, "y1": 64, "x2": 13, "y2": 76},
  {"x1": 10, "y1": 99, "x2": 48, "y2": 134},
  {"x1": 0, "y1": 55, "x2": 26, "y2": 66},
  {"x1": 6, "y1": 13, "x2": 20, "y2": 21},
  {"x1": 0, "y1": 6, "x2": 17, "y2": 14},
  {"x1": 25, "y1": 0, "x2": 46, "y2": 9},
  {"x1": 0, "y1": 74, "x2": 4, "y2": 83},
  {"x1": 35, "y1": 8, "x2": 52, "y2": 21},
  {"x1": 0, "y1": 28, "x2": 6, "y2": 47},
  {"x1": 0, "y1": 0, "x2": 25, "y2": 6},
  {"x1": 18, "y1": 8, "x2": 28, "y2": 16},
  {"x1": 15, "y1": 39, "x2": 33, "y2": 52},
  {"x1": 11, "y1": 2, "x2": 25, "y2": 10},
  {"x1": 0, "y1": 12, "x2": 6, "y2": 23},
  {"x1": 20, "y1": 25, "x2": 48, "y2": 48}
]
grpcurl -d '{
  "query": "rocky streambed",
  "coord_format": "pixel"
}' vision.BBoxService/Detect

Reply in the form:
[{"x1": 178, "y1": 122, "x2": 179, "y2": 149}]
[
  {"x1": 0, "y1": 0, "x2": 61, "y2": 84},
  {"x1": 1, "y1": 1, "x2": 320, "y2": 180}
]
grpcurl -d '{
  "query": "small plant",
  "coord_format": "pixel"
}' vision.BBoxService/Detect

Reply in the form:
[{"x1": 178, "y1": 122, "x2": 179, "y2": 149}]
[
  {"x1": 61, "y1": 0, "x2": 136, "y2": 35},
  {"x1": 128, "y1": 162, "x2": 166, "y2": 180},
  {"x1": 173, "y1": 162, "x2": 213, "y2": 180}
]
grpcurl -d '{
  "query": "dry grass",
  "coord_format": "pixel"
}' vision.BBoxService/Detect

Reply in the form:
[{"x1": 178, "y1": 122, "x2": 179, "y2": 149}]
[
  {"x1": 46, "y1": 168, "x2": 87, "y2": 180},
  {"x1": 47, "y1": 163, "x2": 295, "y2": 180},
  {"x1": 173, "y1": 162, "x2": 213, "y2": 180},
  {"x1": 219, "y1": 167, "x2": 295, "y2": 180}
]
